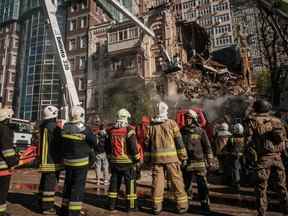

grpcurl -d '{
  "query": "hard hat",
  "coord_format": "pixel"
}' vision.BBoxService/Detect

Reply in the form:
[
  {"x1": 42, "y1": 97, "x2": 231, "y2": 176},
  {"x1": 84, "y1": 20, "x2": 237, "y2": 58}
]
[
  {"x1": 117, "y1": 108, "x2": 131, "y2": 123},
  {"x1": 71, "y1": 106, "x2": 85, "y2": 123},
  {"x1": 253, "y1": 99, "x2": 271, "y2": 113},
  {"x1": 154, "y1": 101, "x2": 168, "y2": 117},
  {"x1": 232, "y1": 123, "x2": 244, "y2": 135},
  {"x1": 43, "y1": 105, "x2": 59, "y2": 120},
  {"x1": 0, "y1": 108, "x2": 14, "y2": 122},
  {"x1": 217, "y1": 122, "x2": 232, "y2": 136},
  {"x1": 185, "y1": 109, "x2": 198, "y2": 119}
]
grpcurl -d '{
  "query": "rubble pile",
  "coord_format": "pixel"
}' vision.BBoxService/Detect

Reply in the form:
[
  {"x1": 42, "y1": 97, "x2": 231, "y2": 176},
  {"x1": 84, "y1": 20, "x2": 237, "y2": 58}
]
[{"x1": 174, "y1": 55, "x2": 254, "y2": 99}]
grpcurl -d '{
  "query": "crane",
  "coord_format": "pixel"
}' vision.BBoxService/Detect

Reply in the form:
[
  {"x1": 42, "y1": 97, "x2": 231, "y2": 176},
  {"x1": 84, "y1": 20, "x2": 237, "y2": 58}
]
[{"x1": 95, "y1": 0, "x2": 182, "y2": 74}]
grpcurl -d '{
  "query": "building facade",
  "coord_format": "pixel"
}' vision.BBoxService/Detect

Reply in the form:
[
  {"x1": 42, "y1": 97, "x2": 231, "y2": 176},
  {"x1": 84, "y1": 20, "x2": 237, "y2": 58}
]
[
  {"x1": 231, "y1": 4, "x2": 265, "y2": 73},
  {"x1": 180, "y1": 0, "x2": 234, "y2": 51},
  {"x1": 17, "y1": 0, "x2": 67, "y2": 120},
  {"x1": 65, "y1": 0, "x2": 107, "y2": 108},
  {"x1": 0, "y1": 0, "x2": 20, "y2": 108},
  {"x1": 86, "y1": 1, "x2": 184, "y2": 121}
]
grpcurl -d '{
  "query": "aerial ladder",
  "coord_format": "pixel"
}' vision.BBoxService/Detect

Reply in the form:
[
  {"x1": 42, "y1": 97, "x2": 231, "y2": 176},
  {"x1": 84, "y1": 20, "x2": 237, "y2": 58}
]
[
  {"x1": 95, "y1": 0, "x2": 182, "y2": 74},
  {"x1": 42, "y1": 0, "x2": 81, "y2": 120}
]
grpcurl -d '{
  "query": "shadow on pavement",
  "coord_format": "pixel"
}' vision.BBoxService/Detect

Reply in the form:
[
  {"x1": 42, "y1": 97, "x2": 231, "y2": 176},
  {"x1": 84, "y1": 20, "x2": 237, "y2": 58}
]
[{"x1": 8, "y1": 192, "x2": 41, "y2": 213}]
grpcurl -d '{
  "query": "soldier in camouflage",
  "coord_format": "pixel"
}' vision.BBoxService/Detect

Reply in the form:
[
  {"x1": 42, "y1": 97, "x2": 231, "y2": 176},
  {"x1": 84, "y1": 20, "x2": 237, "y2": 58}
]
[{"x1": 247, "y1": 99, "x2": 288, "y2": 216}]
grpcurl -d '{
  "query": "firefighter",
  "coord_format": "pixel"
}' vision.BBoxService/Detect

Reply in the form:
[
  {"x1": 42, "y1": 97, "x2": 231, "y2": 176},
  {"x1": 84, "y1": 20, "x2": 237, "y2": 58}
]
[
  {"x1": 181, "y1": 109, "x2": 213, "y2": 212},
  {"x1": 213, "y1": 122, "x2": 231, "y2": 174},
  {"x1": 38, "y1": 105, "x2": 63, "y2": 215},
  {"x1": 60, "y1": 106, "x2": 97, "y2": 216},
  {"x1": 223, "y1": 123, "x2": 245, "y2": 191},
  {"x1": 107, "y1": 109, "x2": 140, "y2": 212},
  {"x1": 145, "y1": 102, "x2": 188, "y2": 215},
  {"x1": 0, "y1": 108, "x2": 18, "y2": 216},
  {"x1": 247, "y1": 99, "x2": 288, "y2": 216}
]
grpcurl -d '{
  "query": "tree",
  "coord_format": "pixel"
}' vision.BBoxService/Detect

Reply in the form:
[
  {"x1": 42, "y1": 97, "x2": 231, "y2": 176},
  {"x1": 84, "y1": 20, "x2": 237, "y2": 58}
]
[{"x1": 104, "y1": 84, "x2": 154, "y2": 124}]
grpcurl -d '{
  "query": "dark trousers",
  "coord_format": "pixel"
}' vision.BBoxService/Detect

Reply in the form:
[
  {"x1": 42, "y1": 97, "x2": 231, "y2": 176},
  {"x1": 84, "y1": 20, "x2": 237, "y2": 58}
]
[
  {"x1": 61, "y1": 167, "x2": 88, "y2": 216},
  {"x1": 38, "y1": 172, "x2": 59, "y2": 211},
  {"x1": 225, "y1": 157, "x2": 241, "y2": 188},
  {"x1": 256, "y1": 158, "x2": 288, "y2": 216},
  {"x1": 108, "y1": 164, "x2": 137, "y2": 211},
  {"x1": 0, "y1": 175, "x2": 11, "y2": 216},
  {"x1": 184, "y1": 171, "x2": 209, "y2": 205}
]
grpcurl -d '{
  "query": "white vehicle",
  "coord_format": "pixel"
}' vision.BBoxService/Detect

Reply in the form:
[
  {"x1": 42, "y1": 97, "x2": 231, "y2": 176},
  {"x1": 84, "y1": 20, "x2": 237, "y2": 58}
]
[{"x1": 9, "y1": 118, "x2": 33, "y2": 152}]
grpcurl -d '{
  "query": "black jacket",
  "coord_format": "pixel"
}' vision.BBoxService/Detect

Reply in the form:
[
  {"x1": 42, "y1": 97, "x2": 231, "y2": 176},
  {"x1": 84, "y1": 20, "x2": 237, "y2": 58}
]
[
  {"x1": 0, "y1": 120, "x2": 18, "y2": 174},
  {"x1": 61, "y1": 122, "x2": 97, "y2": 168},
  {"x1": 39, "y1": 119, "x2": 63, "y2": 172}
]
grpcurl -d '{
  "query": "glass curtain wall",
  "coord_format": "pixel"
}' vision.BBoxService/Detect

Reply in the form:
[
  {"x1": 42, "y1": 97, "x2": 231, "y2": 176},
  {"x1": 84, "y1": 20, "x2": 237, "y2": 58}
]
[{"x1": 19, "y1": 0, "x2": 66, "y2": 120}]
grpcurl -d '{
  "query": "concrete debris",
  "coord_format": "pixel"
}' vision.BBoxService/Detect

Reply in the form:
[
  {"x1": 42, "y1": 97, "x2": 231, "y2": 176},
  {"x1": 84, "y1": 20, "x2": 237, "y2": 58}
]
[{"x1": 175, "y1": 55, "x2": 255, "y2": 100}]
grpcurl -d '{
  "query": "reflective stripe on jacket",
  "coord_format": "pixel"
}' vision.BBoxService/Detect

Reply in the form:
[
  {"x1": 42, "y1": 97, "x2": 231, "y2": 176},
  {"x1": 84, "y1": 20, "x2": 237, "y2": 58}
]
[
  {"x1": 107, "y1": 125, "x2": 140, "y2": 165},
  {"x1": 62, "y1": 122, "x2": 97, "y2": 168},
  {"x1": 0, "y1": 121, "x2": 18, "y2": 176},
  {"x1": 39, "y1": 119, "x2": 63, "y2": 172},
  {"x1": 145, "y1": 119, "x2": 187, "y2": 164}
]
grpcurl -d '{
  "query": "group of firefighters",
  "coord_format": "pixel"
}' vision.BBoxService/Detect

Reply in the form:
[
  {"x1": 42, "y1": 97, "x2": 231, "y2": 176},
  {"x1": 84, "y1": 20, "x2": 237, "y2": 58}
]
[{"x1": 0, "y1": 99, "x2": 288, "y2": 216}]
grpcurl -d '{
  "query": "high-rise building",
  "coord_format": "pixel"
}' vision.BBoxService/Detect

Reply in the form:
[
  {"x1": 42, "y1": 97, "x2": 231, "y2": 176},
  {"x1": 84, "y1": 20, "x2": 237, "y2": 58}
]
[
  {"x1": 65, "y1": 0, "x2": 107, "y2": 108},
  {"x1": 17, "y1": 0, "x2": 66, "y2": 120},
  {"x1": 0, "y1": 0, "x2": 20, "y2": 108},
  {"x1": 231, "y1": 4, "x2": 265, "y2": 73},
  {"x1": 180, "y1": 0, "x2": 234, "y2": 51}
]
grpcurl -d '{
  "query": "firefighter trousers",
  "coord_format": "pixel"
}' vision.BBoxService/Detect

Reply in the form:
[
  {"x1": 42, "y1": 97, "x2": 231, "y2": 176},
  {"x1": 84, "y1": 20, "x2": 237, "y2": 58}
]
[
  {"x1": 184, "y1": 170, "x2": 209, "y2": 206},
  {"x1": 108, "y1": 164, "x2": 137, "y2": 211},
  {"x1": 152, "y1": 163, "x2": 188, "y2": 212},
  {"x1": 0, "y1": 176, "x2": 11, "y2": 216},
  {"x1": 61, "y1": 167, "x2": 88, "y2": 216},
  {"x1": 38, "y1": 171, "x2": 60, "y2": 211},
  {"x1": 256, "y1": 158, "x2": 288, "y2": 216}
]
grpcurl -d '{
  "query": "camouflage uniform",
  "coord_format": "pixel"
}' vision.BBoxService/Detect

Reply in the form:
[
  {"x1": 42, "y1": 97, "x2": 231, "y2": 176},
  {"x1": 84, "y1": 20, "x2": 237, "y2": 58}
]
[{"x1": 247, "y1": 112, "x2": 288, "y2": 216}]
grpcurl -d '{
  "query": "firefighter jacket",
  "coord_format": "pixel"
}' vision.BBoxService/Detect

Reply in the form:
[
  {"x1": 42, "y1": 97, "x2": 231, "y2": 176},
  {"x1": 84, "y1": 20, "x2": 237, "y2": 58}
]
[
  {"x1": 145, "y1": 119, "x2": 187, "y2": 164},
  {"x1": 61, "y1": 122, "x2": 97, "y2": 168},
  {"x1": 38, "y1": 119, "x2": 63, "y2": 172},
  {"x1": 181, "y1": 125, "x2": 213, "y2": 171},
  {"x1": 223, "y1": 136, "x2": 245, "y2": 159},
  {"x1": 246, "y1": 113, "x2": 286, "y2": 159},
  {"x1": 106, "y1": 125, "x2": 140, "y2": 165},
  {"x1": 0, "y1": 120, "x2": 18, "y2": 176}
]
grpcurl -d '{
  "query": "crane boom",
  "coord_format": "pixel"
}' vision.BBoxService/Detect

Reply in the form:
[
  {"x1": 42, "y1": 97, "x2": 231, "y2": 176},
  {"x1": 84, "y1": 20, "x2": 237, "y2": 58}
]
[{"x1": 42, "y1": 0, "x2": 81, "y2": 109}]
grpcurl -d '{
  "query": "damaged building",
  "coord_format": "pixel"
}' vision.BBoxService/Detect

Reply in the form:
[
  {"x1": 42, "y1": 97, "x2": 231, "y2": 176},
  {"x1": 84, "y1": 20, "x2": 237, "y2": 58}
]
[
  {"x1": 86, "y1": 0, "x2": 253, "y2": 122},
  {"x1": 86, "y1": 1, "x2": 186, "y2": 121}
]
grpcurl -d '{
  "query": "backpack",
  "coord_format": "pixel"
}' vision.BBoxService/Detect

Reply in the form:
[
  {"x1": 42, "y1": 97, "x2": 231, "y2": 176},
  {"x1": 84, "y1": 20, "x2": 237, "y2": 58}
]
[{"x1": 253, "y1": 116, "x2": 284, "y2": 146}]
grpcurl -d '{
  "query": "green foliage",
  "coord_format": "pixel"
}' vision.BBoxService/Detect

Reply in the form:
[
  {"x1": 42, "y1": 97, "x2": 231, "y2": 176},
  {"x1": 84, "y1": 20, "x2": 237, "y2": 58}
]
[
  {"x1": 105, "y1": 85, "x2": 154, "y2": 124},
  {"x1": 256, "y1": 69, "x2": 272, "y2": 96}
]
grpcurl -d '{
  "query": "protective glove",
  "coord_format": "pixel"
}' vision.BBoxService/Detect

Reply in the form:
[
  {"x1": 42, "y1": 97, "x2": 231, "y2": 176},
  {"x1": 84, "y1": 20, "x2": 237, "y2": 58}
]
[{"x1": 181, "y1": 160, "x2": 187, "y2": 169}]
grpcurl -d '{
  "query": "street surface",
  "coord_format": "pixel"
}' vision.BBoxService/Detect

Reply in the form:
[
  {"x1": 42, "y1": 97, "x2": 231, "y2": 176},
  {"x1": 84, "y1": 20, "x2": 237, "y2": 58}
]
[{"x1": 6, "y1": 169, "x2": 283, "y2": 216}]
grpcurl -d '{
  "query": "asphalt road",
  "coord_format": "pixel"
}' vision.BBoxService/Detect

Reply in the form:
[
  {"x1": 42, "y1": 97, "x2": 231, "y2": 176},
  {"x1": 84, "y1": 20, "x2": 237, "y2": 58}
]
[{"x1": 6, "y1": 169, "x2": 284, "y2": 216}]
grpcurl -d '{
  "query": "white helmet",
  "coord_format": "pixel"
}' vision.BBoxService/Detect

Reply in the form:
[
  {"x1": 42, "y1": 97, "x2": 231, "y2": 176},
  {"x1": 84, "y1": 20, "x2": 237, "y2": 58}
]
[
  {"x1": 219, "y1": 122, "x2": 229, "y2": 131},
  {"x1": 43, "y1": 105, "x2": 58, "y2": 120},
  {"x1": 0, "y1": 108, "x2": 14, "y2": 122},
  {"x1": 155, "y1": 101, "x2": 168, "y2": 118},
  {"x1": 233, "y1": 123, "x2": 244, "y2": 135},
  {"x1": 185, "y1": 109, "x2": 198, "y2": 119},
  {"x1": 117, "y1": 108, "x2": 131, "y2": 123},
  {"x1": 71, "y1": 106, "x2": 85, "y2": 123},
  {"x1": 217, "y1": 122, "x2": 232, "y2": 136}
]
